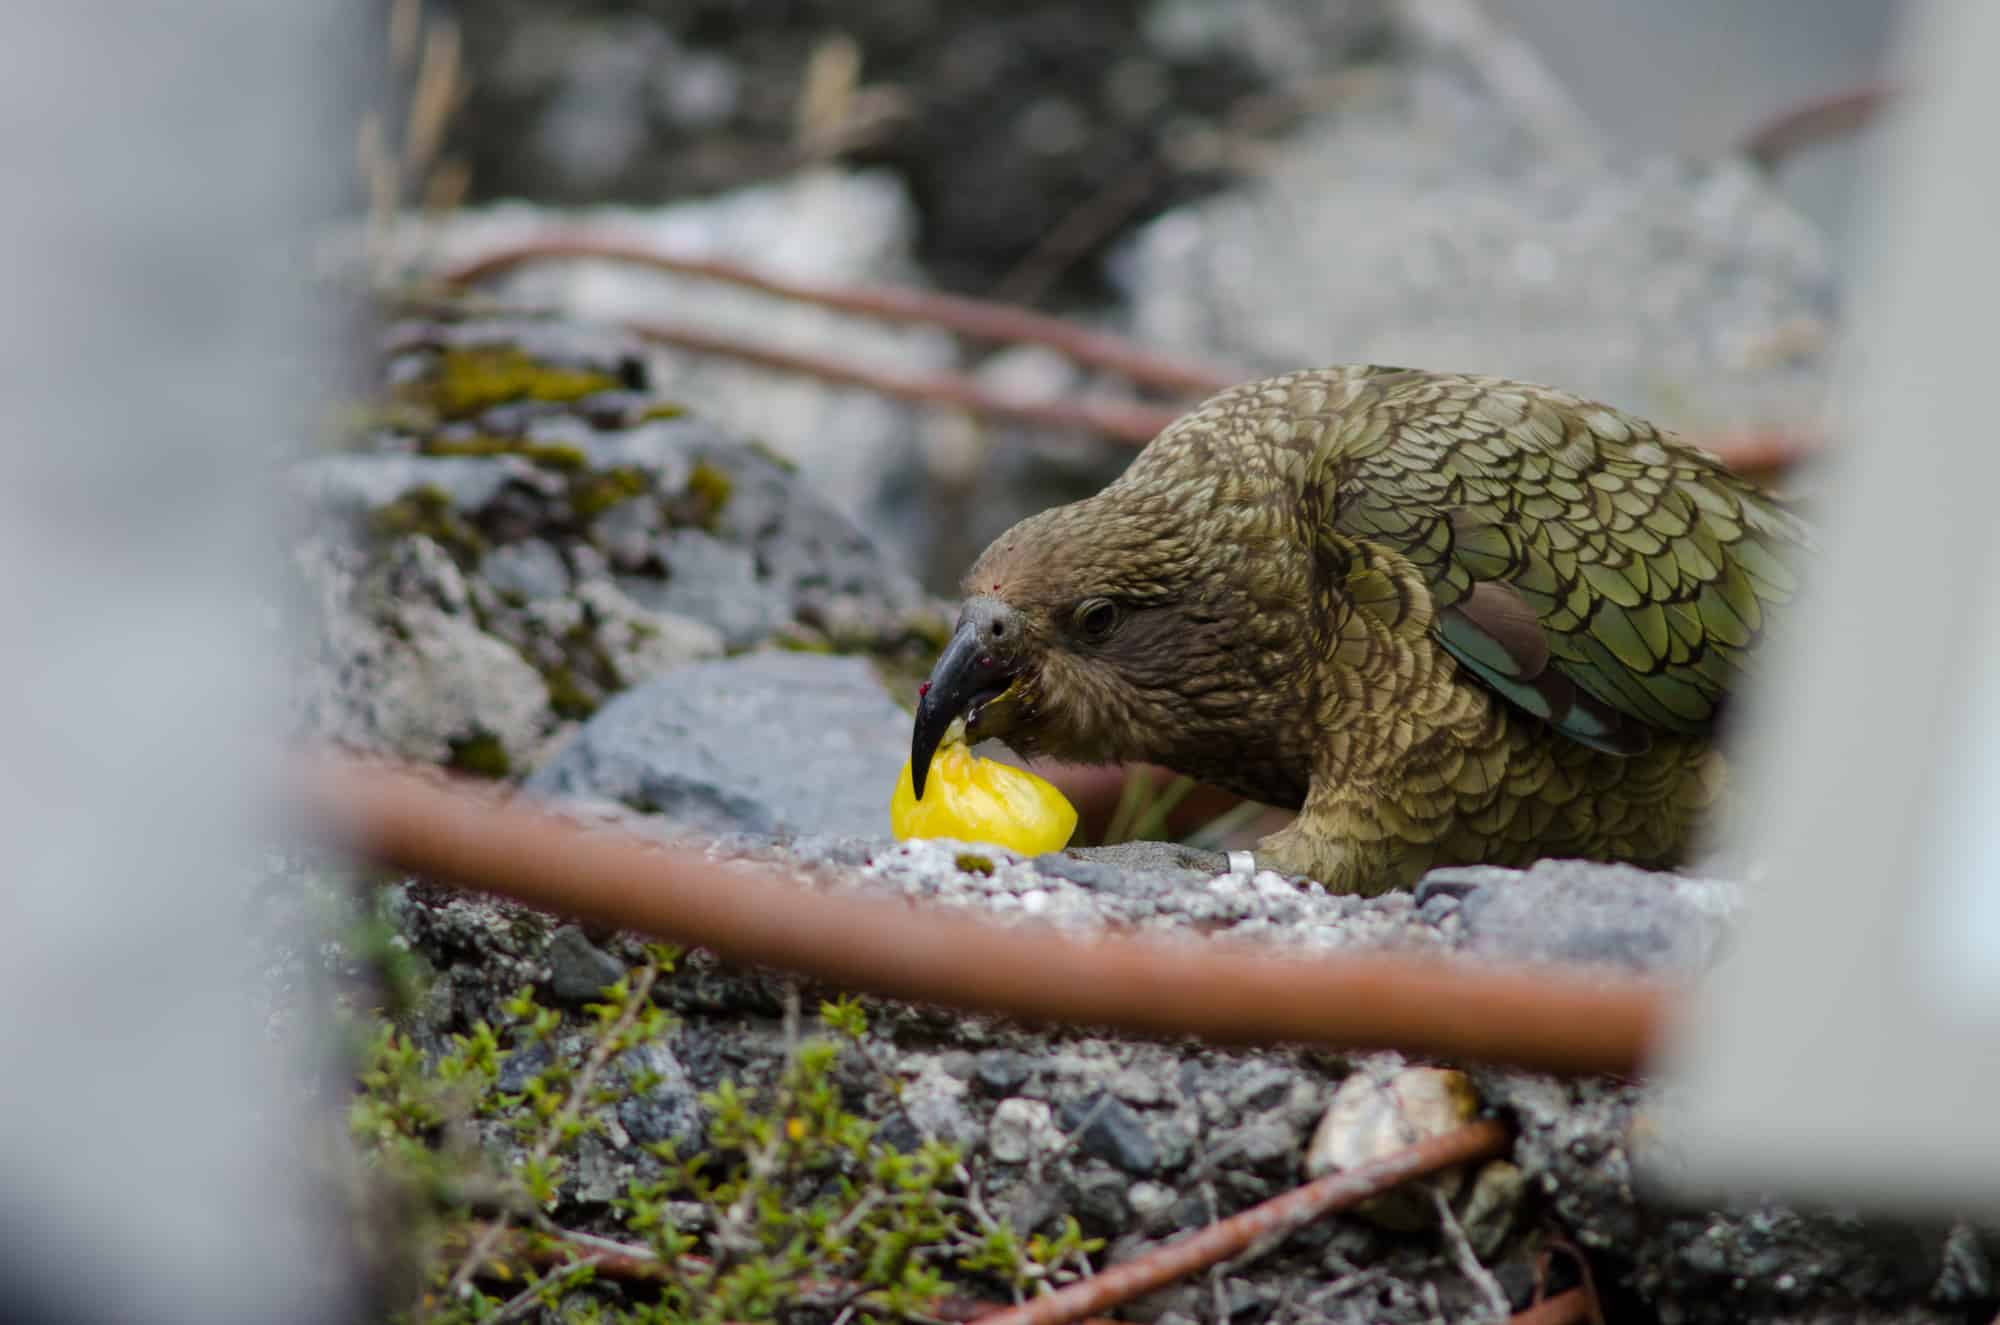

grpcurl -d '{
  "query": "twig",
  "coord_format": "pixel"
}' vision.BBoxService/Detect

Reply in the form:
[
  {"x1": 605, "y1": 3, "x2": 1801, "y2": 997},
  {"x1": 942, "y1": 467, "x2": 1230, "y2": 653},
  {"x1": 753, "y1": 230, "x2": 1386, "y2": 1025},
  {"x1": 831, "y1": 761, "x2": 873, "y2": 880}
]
[
  {"x1": 969, "y1": 1120, "x2": 1509, "y2": 1325},
  {"x1": 621, "y1": 317, "x2": 1180, "y2": 444},
  {"x1": 439, "y1": 236, "x2": 1233, "y2": 395},
  {"x1": 482, "y1": 1253, "x2": 603, "y2": 1325},
  {"x1": 306, "y1": 757, "x2": 1672, "y2": 1078},
  {"x1": 1432, "y1": 1188, "x2": 1510, "y2": 1322}
]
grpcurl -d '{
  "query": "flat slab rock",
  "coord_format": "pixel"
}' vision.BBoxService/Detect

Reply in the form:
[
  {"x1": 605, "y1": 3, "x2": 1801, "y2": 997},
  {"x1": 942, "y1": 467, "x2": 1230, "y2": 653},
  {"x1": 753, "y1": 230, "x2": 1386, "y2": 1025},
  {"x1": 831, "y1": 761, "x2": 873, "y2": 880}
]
[{"x1": 527, "y1": 652, "x2": 910, "y2": 838}]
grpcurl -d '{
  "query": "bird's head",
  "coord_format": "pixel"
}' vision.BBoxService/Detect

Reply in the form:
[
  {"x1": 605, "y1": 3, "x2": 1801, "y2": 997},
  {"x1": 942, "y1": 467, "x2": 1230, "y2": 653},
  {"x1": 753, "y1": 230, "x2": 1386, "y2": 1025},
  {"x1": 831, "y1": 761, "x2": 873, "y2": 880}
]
[{"x1": 908, "y1": 478, "x2": 1307, "y2": 799}]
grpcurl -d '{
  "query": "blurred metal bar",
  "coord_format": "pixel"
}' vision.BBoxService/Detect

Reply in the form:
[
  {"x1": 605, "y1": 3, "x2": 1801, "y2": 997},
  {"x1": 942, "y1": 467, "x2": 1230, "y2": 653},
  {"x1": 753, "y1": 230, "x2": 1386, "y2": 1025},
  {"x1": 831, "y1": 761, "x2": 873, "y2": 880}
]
[{"x1": 307, "y1": 759, "x2": 1670, "y2": 1077}]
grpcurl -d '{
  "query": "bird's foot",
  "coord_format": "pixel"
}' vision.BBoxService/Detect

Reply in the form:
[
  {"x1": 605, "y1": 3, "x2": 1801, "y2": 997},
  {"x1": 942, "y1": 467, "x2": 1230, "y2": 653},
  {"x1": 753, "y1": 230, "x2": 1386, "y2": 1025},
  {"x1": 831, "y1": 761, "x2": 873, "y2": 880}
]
[
  {"x1": 1254, "y1": 822, "x2": 1399, "y2": 896},
  {"x1": 1061, "y1": 840, "x2": 1230, "y2": 877}
]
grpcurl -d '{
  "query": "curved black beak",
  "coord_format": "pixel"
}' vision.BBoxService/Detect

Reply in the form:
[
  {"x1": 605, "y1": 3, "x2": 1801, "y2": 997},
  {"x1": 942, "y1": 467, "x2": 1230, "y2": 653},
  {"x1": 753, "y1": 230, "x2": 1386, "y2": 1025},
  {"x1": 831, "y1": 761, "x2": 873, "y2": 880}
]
[{"x1": 911, "y1": 600, "x2": 1021, "y2": 799}]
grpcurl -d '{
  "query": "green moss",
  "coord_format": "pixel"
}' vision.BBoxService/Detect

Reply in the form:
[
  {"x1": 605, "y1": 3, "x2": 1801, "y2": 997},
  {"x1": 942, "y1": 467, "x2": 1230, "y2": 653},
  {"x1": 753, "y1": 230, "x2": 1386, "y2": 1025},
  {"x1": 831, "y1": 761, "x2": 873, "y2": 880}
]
[
  {"x1": 420, "y1": 434, "x2": 589, "y2": 471},
  {"x1": 412, "y1": 346, "x2": 619, "y2": 419},
  {"x1": 445, "y1": 730, "x2": 511, "y2": 779},
  {"x1": 772, "y1": 630, "x2": 835, "y2": 655},
  {"x1": 953, "y1": 853, "x2": 995, "y2": 876},
  {"x1": 368, "y1": 484, "x2": 487, "y2": 565},
  {"x1": 684, "y1": 459, "x2": 734, "y2": 527},
  {"x1": 633, "y1": 401, "x2": 686, "y2": 423},
  {"x1": 746, "y1": 438, "x2": 799, "y2": 474},
  {"x1": 567, "y1": 465, "x2": 650, "y2": 521},
  {"x1": 542, "y1": 664, "x2": 599, "y2": 721},
  {"x1": 661, "y1": 457, "x2": 734, "y2": 532}
]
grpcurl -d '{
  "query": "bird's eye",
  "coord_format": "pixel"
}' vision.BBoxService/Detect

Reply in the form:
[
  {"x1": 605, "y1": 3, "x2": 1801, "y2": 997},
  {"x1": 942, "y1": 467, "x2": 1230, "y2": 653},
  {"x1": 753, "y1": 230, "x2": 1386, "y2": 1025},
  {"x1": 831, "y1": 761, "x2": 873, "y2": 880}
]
[{"x1": 1073, "y1": 598, "x2": 1120, "y2": 643}]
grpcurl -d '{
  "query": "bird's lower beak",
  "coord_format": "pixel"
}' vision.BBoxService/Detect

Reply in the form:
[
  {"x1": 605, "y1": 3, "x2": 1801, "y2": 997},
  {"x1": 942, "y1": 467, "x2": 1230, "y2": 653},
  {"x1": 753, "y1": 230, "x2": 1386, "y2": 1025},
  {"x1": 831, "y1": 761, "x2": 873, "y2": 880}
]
[{"x1": 910, "y1": 617, "x2": 1021, "y2": 799}]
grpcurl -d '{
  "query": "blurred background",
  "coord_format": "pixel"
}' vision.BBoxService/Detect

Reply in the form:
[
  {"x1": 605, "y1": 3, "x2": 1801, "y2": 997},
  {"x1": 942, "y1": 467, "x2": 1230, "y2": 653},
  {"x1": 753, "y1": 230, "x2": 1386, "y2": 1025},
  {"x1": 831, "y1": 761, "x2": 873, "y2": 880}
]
[{"x1": 390, "y1": 0, "x2": 1897, "y2": 595}]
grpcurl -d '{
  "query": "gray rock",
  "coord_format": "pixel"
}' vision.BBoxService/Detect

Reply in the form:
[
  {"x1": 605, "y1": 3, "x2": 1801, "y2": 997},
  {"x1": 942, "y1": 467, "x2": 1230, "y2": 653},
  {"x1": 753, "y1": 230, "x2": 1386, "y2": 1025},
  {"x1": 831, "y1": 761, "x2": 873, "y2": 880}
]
[
  {"x1": 290, "y1": 313, "x2": 942, "y2": 776},
  {"x1": 395, "y1": 174, "x2": 948, "y2": 559},
  {"x1": 569, "y1": 580, "x2": 724, "y2": 686},
  {"x1": 989, "y1": 1098, "x2": 1062, "y2": 1165},
  {"x1": 1068, "y1": 1164, "x2": 1132, "y2": 1231},
  {"x1": 898, "y1": 1060, "x2": 980, "y2": 1151},
  {"x1": 1061, "y1": 1092, "x2": 1160, "y2": 1176},
  {"x1": 1119, "y1": 3, "x2": 1834, "y2": 443},
  {"x1": 527, "y1": 652, "x2": 909, "y2": 838},
  {"x1": 1454, "y1": 859, "x2": 1738, "y2": 974},
  {"x1": 483, "y1": 539, "x2": 572, "y2": 603},
  {"x1": 625, "y1": 530, "x2": 782, "y2": 650},
  {"x1": 615, "y1": 1041, "x2": 703, "y2": 1150},
  {"x1": 291, "y1": 536, "x2": 552, "y2": 771},
  {"x1": 1210, "y1": 1116, "x2": 1301, "y2": 1172},
  {"x1": 545, "y1": 925, "x2": 626, "y2": 1004},
  {"x1": 975, "y1": 1050, "x2": 1032, "y2": 1097}
]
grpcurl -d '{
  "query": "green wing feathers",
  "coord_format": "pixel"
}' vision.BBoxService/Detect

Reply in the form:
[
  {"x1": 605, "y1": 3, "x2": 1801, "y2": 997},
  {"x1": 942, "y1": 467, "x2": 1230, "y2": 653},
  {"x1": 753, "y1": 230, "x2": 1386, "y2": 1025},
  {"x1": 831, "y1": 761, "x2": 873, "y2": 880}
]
[{"x1": 1326, "y1": 370, "x2": 1808, "y2": 753}]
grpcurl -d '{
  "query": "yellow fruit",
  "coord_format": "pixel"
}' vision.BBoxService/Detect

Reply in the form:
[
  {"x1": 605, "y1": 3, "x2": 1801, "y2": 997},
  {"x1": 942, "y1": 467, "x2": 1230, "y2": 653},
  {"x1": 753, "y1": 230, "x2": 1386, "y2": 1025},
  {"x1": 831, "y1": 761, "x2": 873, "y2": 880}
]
[{"x1": 890, "y1": 739, "x2": 1078, "y2": 854}]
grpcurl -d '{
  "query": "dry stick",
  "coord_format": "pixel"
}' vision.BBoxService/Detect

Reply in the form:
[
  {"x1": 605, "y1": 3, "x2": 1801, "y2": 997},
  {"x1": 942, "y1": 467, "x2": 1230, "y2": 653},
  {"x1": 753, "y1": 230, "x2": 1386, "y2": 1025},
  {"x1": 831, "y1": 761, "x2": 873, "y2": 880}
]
[
  {"x1": 1508, "y1": 1287, "x2": 1597, "y2": 1325},
  {"x1": 972, "y1": 1120, "x2": 1509, "y2": 1325},
  {"x1": 482, "y1": 1254, "x2": 604, "y2": 1325},
  {"x1": 439, "y1": 237, "x2": 1234, "y2": 395},
  {"x1": 307, "y1": 759, "x2": 1669, "y2": 1078},
  {"x1": 1432, "y1": 1188, "x2": 1511, "y2": 1322},
  {"x1": 624, "y1": 318, "x2": 1181, "y2": 445}
]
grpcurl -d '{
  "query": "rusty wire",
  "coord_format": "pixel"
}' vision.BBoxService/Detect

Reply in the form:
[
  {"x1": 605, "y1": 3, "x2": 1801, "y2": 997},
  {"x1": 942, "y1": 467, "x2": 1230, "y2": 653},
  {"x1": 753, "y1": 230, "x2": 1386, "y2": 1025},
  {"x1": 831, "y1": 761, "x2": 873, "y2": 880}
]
[
  {"x1": 1741, "y1": 82, "x2": 1894, "y2": 171},
  {"x1": 438, "y1": 232, "x2": 1818, "y2": 480},
  {"x1": 1509, "y1": 1285, "x2": 1598, "y2": 1325},
  {"x1": 975, "y1": 1120, "x2": 1509, "y2": 1325},
  {"x1": 306, "y1": 757, "x2": 1668, "y2": 1077},
  {"x1": 620, "y1": 317, "x2": 1182, "y2": 444},
  {"x1": 439, "y1": 235, "x2": 1234, "y2": 394}
]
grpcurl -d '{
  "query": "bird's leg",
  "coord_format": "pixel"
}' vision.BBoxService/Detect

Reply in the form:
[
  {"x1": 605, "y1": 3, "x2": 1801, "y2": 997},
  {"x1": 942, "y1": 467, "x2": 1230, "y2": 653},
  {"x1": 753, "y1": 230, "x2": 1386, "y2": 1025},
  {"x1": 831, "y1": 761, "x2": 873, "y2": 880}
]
[{"x1": 1253, "y1": 779, "x2": 1404, "y2": 897}]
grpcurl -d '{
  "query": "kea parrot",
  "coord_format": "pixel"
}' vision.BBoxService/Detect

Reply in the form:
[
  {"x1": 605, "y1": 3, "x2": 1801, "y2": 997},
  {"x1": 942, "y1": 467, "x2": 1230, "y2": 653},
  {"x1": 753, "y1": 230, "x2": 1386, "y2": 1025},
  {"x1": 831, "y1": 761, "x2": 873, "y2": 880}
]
[{"x1": 909, "y1": 366, "x2": 1808, "y2": 895}]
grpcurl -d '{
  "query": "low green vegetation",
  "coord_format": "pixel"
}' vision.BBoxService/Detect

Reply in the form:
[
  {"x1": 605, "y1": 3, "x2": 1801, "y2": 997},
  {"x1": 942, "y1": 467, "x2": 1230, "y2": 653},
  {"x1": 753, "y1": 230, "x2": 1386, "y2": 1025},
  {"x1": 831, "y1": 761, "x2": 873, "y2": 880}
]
[{"x1": 348, "y1": 952, "x2": 1100, "y2": 1322}]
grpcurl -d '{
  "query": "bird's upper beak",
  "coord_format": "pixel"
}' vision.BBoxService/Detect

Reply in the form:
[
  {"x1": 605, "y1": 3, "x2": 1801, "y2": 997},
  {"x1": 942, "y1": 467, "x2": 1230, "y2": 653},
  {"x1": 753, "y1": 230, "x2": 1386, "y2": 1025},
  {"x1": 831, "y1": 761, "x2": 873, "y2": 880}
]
[{"x1": 910, "y1": 597, "x2": 1024, "y2": 799}]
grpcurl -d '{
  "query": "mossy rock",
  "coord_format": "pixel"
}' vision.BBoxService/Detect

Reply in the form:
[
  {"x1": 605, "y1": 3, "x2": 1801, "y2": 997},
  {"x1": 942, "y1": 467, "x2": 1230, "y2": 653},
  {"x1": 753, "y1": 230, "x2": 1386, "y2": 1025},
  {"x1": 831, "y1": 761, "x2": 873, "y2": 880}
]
[
  {"x1": 407, "y1": 345, "x2": 621, "y2": 419},
  {"x1": 368, "y1": 484, "x2": 488, "y2": 566}
]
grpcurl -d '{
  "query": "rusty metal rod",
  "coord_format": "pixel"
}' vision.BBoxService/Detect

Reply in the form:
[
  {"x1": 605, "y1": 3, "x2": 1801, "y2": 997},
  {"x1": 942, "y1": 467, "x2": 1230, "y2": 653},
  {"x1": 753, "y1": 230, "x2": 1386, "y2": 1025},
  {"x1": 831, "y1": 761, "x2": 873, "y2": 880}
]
[
  {"x1": 438, "y1": 233, "x2": 1816, "y2": 478},
  {"x1": 622, "y1": 318, "x2": 1181, "y2": 443},
  {"x1": 1741, "y1": 82, "x2": 1895, "y2": 171},
  {"x1": 975, "y1": 1120, "x2": 1510, "y2": 1325},
  {"x1": 1508, "y1": 1286, "x2": 1596, "y2": 1325},
  {"x1": 440, "y1": 234, "x2": 1235, "y2": 395},
  {"x1": 305, "y1": 759, "x2": 1669, "y2": 1077}
]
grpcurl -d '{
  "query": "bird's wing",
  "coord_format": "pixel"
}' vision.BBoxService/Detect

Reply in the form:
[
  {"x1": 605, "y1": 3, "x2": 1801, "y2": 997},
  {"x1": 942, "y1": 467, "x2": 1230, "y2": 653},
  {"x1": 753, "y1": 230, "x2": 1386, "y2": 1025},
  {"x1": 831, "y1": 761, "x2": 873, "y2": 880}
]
[{"x1": 1323, "y1": 370, "x2": 1807, "y2": 754}]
